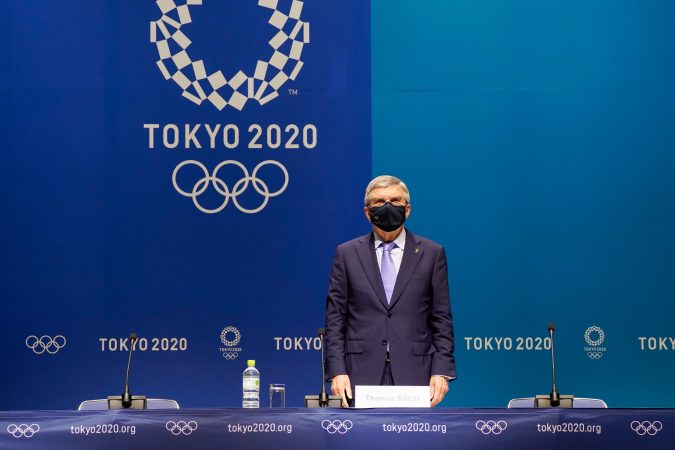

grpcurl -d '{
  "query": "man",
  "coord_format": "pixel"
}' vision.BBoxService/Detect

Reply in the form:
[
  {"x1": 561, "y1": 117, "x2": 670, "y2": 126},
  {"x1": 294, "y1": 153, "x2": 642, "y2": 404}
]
[{"x1": 325, "y1": 175, "x2": 456, "y2": 407}]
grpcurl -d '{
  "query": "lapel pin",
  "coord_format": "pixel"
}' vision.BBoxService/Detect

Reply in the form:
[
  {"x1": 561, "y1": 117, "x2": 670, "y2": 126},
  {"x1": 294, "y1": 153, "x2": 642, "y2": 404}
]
[{"x1": 414, "y1": 248, "x2": 420, "y2": 254}]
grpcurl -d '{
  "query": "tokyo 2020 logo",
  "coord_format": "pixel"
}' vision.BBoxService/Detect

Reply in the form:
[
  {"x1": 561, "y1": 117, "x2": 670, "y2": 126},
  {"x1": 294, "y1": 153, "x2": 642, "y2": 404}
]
[{"x1": 150, "y1": 0, "x2": 309, "y2": 110}]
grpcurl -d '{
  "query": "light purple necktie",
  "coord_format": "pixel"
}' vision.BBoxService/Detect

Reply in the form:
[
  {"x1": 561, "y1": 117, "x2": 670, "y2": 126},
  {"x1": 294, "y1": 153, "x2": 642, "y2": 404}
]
[{"x1": 380, "y1": 241, "x2": 397, "y2": 304}]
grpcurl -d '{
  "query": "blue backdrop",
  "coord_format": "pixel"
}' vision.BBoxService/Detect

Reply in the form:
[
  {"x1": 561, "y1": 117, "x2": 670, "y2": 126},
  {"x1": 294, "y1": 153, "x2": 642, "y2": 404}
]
[
  {"x1": 372, "y1": 0, "x2": 675, "y2": 407},
  {"x1": 2, "y1": 0, "x2": 675, "y2": 410},
  {"x1": 2, "y1": 0, "x2": 371, "y2": 408}
]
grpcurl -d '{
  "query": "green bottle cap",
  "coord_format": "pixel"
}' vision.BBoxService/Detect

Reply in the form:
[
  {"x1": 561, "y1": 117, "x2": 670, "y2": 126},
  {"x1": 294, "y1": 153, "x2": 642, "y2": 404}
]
[{"x1": 247, "y1": 360, "x2": 255, "y2": 367}]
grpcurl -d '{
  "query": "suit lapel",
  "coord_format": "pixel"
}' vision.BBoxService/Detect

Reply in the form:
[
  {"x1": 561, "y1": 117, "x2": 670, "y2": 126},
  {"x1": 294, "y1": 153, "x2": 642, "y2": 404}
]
[
  {"x1": 389, "y1": 231, "x2": 423, "y2": 309},
  {"x1": 354, "y1": 233, "x2": 389, "y2": 309}
]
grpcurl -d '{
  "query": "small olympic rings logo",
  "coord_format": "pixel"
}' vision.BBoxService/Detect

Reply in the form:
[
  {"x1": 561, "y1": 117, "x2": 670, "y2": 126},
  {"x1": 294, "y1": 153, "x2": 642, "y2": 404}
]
[
  {"x1": 7, "y1": 424, "x2": 40, "y2": 438},
  {"x1": 166, "y1": 420, "x2": 198, "y2": 436},
  {"x1": 222, "y1": 352, "x2": 239, "y2": 360},
  {"x1": 25, "y1": 335, "x2": 66, "y2": 354},
  {"x1": 172, "y1": 160, "x2": 289, "y2": 214},
  {"x1": 475, "y1": 420, "x2": 508, "y2": 435},
  {"x1": 584, "y1": 326, "x2": 605, "y2": 346},
  {"x1": 631, "y1": 421, "x2": 662, "y2": 436},
  {"x1": 587, "y1": 352, "x2": 603, "y2": 359},
  {"x1": 321, "y1": 419, "x2": 353, "y2": 434},
  {"x1": 220, "y1": 326, "x2": 241, "y2": 347}
]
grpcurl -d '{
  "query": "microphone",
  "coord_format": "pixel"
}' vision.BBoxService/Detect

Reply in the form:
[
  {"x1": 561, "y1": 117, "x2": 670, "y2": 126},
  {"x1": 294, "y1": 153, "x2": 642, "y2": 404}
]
[
  {"x1": 107, "y1": 332, "x2": 146, "y2": 409},
  {"x1": 533, "y1": 323, "x2": 574, "y2": 407},
  {"x1": 121, "y1": 332, "x2": 138, "y2": 408},
  {"x1": 317, "y1": 328, "x2": 329, "y2": 407},
  {"x1": 303, "y1": 327, "x2": 341, "y2": 407},
  {"x1": 547, "y1": 323, "x2": 560, "y2": 407}
]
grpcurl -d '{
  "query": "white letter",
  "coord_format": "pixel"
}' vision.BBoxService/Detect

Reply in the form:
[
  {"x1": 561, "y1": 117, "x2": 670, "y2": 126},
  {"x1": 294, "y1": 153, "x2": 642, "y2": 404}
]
[
  {"x1": 205, "y1": 124, "x2": 221, "y2": 148},
  {"x1": 144, "y1": 124, "x2": 159, "y2": 148},
  {"x1": 184, "y1": 124, "x2": 202, "y2": 148},
  {"x1": 163, "y1": 124, "x2": 179, "y2": 148},
  {"x1": 503, "y1": 337, "x2": 513, "y2": 350},
  {"x1": 473, "y1": 338, "x2": 483, "y2": 351}
]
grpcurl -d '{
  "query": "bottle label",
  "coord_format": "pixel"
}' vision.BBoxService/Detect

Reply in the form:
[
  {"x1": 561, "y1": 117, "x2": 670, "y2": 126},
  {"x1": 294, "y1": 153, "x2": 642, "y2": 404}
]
[{"x1": 243, "y1": 378, "x2": 259, "y2": 391}]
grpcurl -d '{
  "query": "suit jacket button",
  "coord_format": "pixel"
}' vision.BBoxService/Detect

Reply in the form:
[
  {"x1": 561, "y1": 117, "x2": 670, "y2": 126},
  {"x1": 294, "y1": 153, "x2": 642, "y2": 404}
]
[
  {"x1": 381, "y1": 340, "x2": 387, "y2": 346},
  {"x1": 387, "y1": 313, "x2": 392, "y2": 318}
]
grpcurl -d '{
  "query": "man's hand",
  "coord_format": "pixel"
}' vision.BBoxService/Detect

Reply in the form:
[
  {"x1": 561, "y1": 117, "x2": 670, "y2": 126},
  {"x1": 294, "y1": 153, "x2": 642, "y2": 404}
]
[
  {"x1": 429, "y1": 375, "x2": 449, "y2": 407},
  {"x1": 330, "y1": 374, "x2": 352, "y2": 408}
]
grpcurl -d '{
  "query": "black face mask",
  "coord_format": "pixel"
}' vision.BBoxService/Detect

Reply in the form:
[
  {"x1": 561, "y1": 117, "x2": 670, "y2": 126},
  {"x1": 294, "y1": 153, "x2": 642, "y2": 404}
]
[{"x1": 368, "y1": 202, "x2": 407, "y2": 232}]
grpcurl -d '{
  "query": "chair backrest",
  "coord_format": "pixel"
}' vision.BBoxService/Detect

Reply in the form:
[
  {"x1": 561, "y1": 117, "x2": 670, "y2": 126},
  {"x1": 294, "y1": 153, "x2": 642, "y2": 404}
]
[
  {"x1": 78, "y1": 399, "x2": 180, "y2": 411},
  {"x1": 573, "y1": 398, "x2": 608, "y2": 408},
  {"x1": 507, "y1": 397, "x2": 608, "y2": 408}
]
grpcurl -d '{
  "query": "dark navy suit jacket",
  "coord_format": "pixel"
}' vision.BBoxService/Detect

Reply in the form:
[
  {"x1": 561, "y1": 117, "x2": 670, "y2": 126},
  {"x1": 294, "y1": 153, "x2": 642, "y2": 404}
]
[{"x1": 325, "y1": 229, "x2": 456, "y2": 386}]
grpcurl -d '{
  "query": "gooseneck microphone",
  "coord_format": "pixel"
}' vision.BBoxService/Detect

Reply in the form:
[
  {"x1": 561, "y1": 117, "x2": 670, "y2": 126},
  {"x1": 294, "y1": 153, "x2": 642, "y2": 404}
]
[
  {"x1": 548, "y1": 323, "x2": 561, "y2": 407},
  {"x1": 318, "y1": 328, "x2": 329, "y2": 407},
  {"x1": 106, "y1": 332, "x2": 146, "y2": 409},
  {"x1": 303, "y1": 327, "x2": 340, "y2": 407},
  {"x1": 121, "y1": 332, "x2": 138, "y2": 408}
]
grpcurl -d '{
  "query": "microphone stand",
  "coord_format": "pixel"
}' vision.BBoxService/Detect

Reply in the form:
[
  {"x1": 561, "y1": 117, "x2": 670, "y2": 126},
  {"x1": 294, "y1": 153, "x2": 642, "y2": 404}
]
[
  {"x1": 303, "y1": 327, "x2": 341, "y2": 407},
  {"x1": 121, "y1": 334, "x2": 136, "y2": 408},
  {"x1": 548, "y1": 324, "x2": 560, "y2": 407},
  {"x1": 319, "y1": 330, "x2": 329, "y2": 407},
  {"x1": 534, "y1": 323, "x2": 573, "y2": 408},
  {"x1": 107, "y1": 332, "x2": 147, "y2": 410}
]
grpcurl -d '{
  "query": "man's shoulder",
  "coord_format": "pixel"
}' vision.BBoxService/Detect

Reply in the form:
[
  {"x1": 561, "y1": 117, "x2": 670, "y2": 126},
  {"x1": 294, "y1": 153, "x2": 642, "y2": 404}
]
[
  {"x1": 413, "y1": 234, "x2": 442, "y2": 249},
  {"x1": 408, "y1": 230, "x2": 443, "y2": 251},
  {"x1": 336, "y1": 233, "x2": 371, "y2": 251}
]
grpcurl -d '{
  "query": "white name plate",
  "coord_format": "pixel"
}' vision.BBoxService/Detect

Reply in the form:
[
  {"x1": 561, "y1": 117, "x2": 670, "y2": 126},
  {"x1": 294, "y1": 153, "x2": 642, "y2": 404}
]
[{"x1": 354, "y1": 385, "x2": 430, "y2": 408}]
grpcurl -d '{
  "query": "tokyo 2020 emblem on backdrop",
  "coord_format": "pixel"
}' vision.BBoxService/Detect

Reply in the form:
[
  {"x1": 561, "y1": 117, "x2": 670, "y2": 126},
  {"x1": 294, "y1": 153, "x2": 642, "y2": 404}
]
[{"x1": 150, "y1": 0, "x2": 310, "y2": 111}]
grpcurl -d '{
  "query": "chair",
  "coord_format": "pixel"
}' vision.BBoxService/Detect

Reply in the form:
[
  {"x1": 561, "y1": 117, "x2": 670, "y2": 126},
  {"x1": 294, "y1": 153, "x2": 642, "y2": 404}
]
[
  {"x1": 78, "y1": 398, "x2": 180, "y2": 411},
  {"x1": 508, "y1": 397, "x2": 607, "y2": 408}
]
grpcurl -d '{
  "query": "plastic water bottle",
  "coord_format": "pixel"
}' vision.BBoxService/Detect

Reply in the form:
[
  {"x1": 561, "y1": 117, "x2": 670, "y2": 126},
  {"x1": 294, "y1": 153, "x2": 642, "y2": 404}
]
[{"x1": 242, "y1": 359, "x2": 260, "y2": 408}]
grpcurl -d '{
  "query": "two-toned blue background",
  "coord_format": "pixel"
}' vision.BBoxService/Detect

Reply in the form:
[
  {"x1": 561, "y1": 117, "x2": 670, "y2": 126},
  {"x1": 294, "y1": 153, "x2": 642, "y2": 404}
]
[{"x1": 2, "y1": 0, "x2": 674, "y2": 409}]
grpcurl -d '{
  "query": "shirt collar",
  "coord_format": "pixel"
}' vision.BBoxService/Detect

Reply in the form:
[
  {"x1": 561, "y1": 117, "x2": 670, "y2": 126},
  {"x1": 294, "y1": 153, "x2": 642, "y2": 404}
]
[{"x1": 373, "y1": 228, "x2": 407, "y2": 250}]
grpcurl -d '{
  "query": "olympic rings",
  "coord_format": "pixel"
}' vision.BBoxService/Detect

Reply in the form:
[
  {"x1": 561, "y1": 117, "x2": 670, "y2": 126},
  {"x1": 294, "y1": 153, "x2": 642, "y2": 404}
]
[
  {"x1": 7, "y1": 424, "x2": 40, "y2": 438},
  {"x1": 475, "y1": 420, "x2": 508, "y2": 435},
  {"x1": 222, "y1": 352, "x2": 239, "y2": 360},
  {"x1": 25, "y1": 335, "x2": 66, "y2": 355},
  {"x1": 166, "y1": 420, "x2": 198, "y2": 436},
  {"x1": 631, "y1": 420, "x2": 662, "y2": 436},
  {"x1": 172, "y1": 160, "x2": 289, "y2": 214},
  {"x1": 321, "y1": 419, "x2": 353, "y2": 434}
]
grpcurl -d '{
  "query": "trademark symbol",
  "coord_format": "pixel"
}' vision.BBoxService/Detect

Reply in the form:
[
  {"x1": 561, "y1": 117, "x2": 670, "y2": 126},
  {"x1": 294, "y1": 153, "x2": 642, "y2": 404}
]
[{"x1": 288, "y1": 88, "x2": 299, "y2": 95}]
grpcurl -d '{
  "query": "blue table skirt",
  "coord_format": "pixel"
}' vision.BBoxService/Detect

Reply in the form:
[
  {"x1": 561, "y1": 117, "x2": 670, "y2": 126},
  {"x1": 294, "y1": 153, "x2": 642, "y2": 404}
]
[{"x1": 1, "y1": 408, "x2": 672, "y2": 449}]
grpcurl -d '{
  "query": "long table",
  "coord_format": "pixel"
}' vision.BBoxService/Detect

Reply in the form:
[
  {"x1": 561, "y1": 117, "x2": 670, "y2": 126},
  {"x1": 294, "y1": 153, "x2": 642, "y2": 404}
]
[{"x1": 1, "y1": 408, "x2": 672, "y2": 449}]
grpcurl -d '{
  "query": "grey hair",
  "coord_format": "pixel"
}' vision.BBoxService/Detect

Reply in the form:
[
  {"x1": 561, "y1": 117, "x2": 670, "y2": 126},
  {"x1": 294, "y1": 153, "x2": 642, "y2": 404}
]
[{"x1": 364, "y1": 175, "x2": 410, "y2": 206}]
